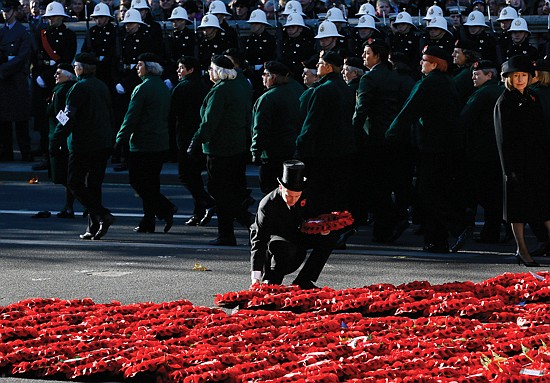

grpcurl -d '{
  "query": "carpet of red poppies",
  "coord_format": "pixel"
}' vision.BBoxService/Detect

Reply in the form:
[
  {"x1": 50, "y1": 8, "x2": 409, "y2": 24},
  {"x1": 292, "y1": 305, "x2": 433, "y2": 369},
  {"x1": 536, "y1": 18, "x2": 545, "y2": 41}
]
[{"x1": 1, "y1": 272, "x2": 549, "y2": 383}]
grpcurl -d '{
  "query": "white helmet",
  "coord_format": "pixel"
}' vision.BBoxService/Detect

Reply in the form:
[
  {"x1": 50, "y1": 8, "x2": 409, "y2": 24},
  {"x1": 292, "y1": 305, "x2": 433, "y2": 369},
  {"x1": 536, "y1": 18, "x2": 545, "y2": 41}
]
[
  {"x1": 354, "y1": 14, "x2": 379, "y2": 32},
  {"x1": 326, "y1": 7, "x2": 346, "y2": 23},
  {"x1": 90, "y1": 3, "x2": 114, "y2": 18},
  {"x1": 282, "y1": 0, "x2": 305, "y2": 16},
  {"x1": 284, "y1": 11, "x2": 306, "y2": 27},
  {"x1": 508, "y1": 17, "x2": 530, "y2": 33},
  {"x1": 208, "y1": 0, "x2": 231, "y2": 15},
  {"x1": 43, "y1": 1, "x2": 69, "y2": 17},
  {"x1": 315, "y1": 20, "x2": 343, "y2": 38},
  {"x1": 393, "y1": 10, "x2": 415, "y2": 26},
  {"x1": 356, "y1": 2, "x2": 379, "y2": 21},
  {"x1": 423, "y1": 3, "x2": 443, "y2": 20},
  {"x1": 463, "y1": 10, "x2": 488, "y2": 27},
  {"x1": 168, "y1": 6, "x2": 191, "y2": 21},
  {"x1": 131, "y1": 0, "x2": 149, "y2": 10},
  {"x1": 426, "y1": 15, "x2": 450, "y2": 32},
  {"x1": 198, "y1": 13, "x2": 224, "y2": 29},
  {"x1": 120, "y1": 8, "x2": 147, "y2": 23},
  {"x1": 247, "y1": 9, "x2": 271, "y2": 25},
  {"x1": 496, "y1": 6, "x2": 518, "y2": 21}
]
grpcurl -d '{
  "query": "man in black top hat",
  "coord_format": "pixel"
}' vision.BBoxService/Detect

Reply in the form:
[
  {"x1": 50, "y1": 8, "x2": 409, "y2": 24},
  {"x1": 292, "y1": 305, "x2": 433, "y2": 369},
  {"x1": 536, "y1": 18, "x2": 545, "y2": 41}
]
[{"x1": 250, "y1": 160, "x2": 336, "y2": 289}]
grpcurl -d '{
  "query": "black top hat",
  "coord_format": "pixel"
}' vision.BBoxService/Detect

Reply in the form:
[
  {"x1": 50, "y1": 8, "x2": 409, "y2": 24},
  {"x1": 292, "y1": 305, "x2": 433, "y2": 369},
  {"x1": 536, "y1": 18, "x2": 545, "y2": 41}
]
[
  {"x1": 278, "y1": 160, "x2": 306, "y2": 192},
  {"x1": 501, "y1": 55, "x2": 535, "y2": 77},
  {"x1": 1, "y1": 0, "x2": 20, "y2": 10}
]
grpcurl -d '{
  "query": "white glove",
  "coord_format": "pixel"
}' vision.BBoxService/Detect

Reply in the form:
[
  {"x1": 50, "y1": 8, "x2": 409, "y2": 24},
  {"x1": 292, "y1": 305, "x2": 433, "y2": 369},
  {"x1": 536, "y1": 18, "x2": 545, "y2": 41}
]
[
  {"x1": 254, "y1": 64, "x2": 263, "y2": 70},
  {"x1": 49, "y1": 59, "x2": 56, "y2": 66},
  {"x1": 130, "y1": 63, "x2": 136, "y2": 69},
  {"x1": 99, "y1": 56, "x2": 105, "y2": 61},
  {"x1": 36, "y1": 76, "x2": 46, "y2": 88},
  {"x1": 164, "y1": 79, "x2": 174, "y2": 90},
  {"x1": 115, "y1": 83, "x2": 125, "y2": 94}
]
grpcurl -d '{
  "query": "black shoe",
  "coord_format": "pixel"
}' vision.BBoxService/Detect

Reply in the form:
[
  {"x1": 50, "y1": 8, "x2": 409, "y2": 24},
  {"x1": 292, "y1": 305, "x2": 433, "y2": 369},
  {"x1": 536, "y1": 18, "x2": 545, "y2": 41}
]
[
  {"x1": 209, "y1": 237, "x2": 237, "y2": 246},
  {"x1": 450, "y1": 226, "x2": 473, "y2": 253},
  {"x1": 185, "y1": 215, "x2": 202, "y2": 226},
  {"x1": 93, "y1": 213, "x2": 115, "y2": 240},
  {"x1": 79, "y1": 231, "x2": 95, "y2": 240},
  {"x1": 516, "y1": 252, "x2": 540, "y2": 267},
  {"x1": 390, "y1": 219, "x2": 410, "y2": 242},
  {"x1": 113, "y1": 163, "x2": 128, "y2": 172},
  {"x1": 199, "y1": 206, "x2": 216, "y2": 226},
  {"x1": 423, "y1": 243, "x2": 449, "y2": 253},
  {"x1": 31, "y1": 160, "x2": 48, "y2": 171},
  {"x1": 32, "y1": 210, "x2": 51, "y2": 218},
  {"x1": 292, "y1": 279, "x2": 319, "y2": 290},
  {"x1": 56, "y1": 210, "x2": 75, "y2": 219},
  {"x1": 164, "y1": 206, "x2": 178, "y2": 233}
]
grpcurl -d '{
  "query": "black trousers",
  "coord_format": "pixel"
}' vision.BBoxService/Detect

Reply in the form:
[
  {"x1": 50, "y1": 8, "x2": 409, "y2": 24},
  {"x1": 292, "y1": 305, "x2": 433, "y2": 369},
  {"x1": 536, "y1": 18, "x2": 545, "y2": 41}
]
[
  {"x1": 67, "y1": 148, "x2": 111, "y2": 230},
  {"x1": 264, "y1": 234, "x2": 335, "y2": 284},
  {"x1": 177, "y1": 148, "x2": 214, "y2": 216},
  {"x1": 304, "y1": 155, "x2": 353, "y2": 214},
  {"x1": 0, "y1": 120, "x2": 31, "y2": 160},
  {"x1": 417, "y1": 152, "x2": 468, "y2": 246},
  {"x1": 206, "y1": 153, "x2": 250, "y2": 239},
  {"x1": 129, "y1": 151, "x2": 175, "y2": 223}
]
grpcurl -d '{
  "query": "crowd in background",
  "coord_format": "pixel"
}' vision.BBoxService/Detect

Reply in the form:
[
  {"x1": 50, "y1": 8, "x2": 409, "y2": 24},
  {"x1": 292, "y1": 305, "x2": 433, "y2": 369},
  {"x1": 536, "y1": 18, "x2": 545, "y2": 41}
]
[{"x1": 2, "y1": 0, "x2": 550, "y2": 266}]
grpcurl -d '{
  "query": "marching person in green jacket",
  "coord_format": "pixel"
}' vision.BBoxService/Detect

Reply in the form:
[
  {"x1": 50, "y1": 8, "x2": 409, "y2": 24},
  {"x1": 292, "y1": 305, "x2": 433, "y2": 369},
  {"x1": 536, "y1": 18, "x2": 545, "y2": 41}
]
[
  {"x1": 386, "y1": 46, "x2": 470, "y2": 254},
  {"x1": 50, "y1": 52, "x2": 115, "y2": 240},
  {"x1": 295, "y1": 50, "x2": 356, "y2": 215},
  {"x1": 189, "y1": 55, "x2": 253, "y2": 246},
  {"x1": 460, "y1": 60, "x2": 504, "y2": 244},
  {"x1": 116, "y1": 52, "x2": 178, "y2": 234},
  {"x1": 251, "y1": 60, "x2": 305, "y2": 194}
]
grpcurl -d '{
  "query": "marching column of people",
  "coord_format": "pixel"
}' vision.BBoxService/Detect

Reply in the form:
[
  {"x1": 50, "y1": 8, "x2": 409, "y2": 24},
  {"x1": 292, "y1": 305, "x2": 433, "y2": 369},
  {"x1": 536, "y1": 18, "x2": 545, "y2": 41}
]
[{"x1": 8, "y1": 1, "x2": 550, "y2": 288}]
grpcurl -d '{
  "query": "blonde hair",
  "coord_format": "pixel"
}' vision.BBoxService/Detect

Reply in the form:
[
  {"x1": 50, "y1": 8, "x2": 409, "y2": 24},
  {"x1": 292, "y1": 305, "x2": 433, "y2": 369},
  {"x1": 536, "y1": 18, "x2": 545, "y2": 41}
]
[
  {"x1": 503, "y1": 72, "x2": 533, "y2": 91},
  {"x1": 536, "y1": 70, "x2": 550, "y2": 87}
]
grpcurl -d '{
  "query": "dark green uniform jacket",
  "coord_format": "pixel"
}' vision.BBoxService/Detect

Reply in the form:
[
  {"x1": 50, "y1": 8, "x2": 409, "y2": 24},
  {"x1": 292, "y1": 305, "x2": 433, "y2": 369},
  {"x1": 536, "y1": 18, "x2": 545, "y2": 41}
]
[
  {"x1": 250, "y1": 78, "x2": 304, "y2": 160},
  {"x1": 296, "y1": 72, "x2": 356, "y2": 159},
  {"x1": 48, "y1": 80, "x2": 76, "y2": 141},
  {"x1": 353, "y1": 62, "x2": 408, "y2": 147},
  {"x1": 51, "y1": 74, "x2": 114, "y2": 154},
  {"x1": 460, "y1": 78, "x2": 503, "y2": 163},
  {"x1": 197, "y1": 76, "x2": 252, "y2": 156},
  {"x1": 117, "y1": 74, "x2": 171, "y2": 152},
  {"x1": 453, "y1": 66, "x2": 476, "y2": 109},
  {"x1": 386, "y1": 70, "x2": 462, "y2": 153}
]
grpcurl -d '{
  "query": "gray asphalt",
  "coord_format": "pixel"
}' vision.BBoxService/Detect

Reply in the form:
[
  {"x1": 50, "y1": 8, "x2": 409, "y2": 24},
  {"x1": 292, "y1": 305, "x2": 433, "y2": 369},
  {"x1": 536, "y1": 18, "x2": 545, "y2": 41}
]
[{"x1": 0, "y1": 162, "x2": 548, "y2": 383}]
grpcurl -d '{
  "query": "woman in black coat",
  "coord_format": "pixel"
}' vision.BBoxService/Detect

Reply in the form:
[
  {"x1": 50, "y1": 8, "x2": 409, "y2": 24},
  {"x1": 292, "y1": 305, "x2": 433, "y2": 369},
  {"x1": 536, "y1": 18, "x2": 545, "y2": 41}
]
[{"x1": 494, "y1": 55, "x2": 550, "y2": 267}]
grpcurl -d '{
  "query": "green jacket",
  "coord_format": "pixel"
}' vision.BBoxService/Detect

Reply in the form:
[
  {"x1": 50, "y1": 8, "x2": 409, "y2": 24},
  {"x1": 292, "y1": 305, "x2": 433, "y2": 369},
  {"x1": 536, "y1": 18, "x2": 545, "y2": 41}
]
[
  {"x1": 460, "y1": 78, "x2": 503, "y2": 163},
  {"x1": 47, "y1": 80, "x2": 76, "y2": 142},
  {"x1": 250, "y1": 78, "x2": 304, "y2": 160},
  {"x1": 117, "y1": 74, "x2": 171, "y2": 152},
  {"x1": 296, "y1": 72, "x2": 356, "y2": 159},
  {"x1": 197, "y1": 77, "x2": 252, "y2": 156},
  {"x1": 51, "y1": 74, "x2": 114, "y2": 154},
  {"x1": 387, "y1": 70, "x2": 462, "y2": 153},
  {"x1": 452, "y1": 66, "x2": 476, "y2": 109}
]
